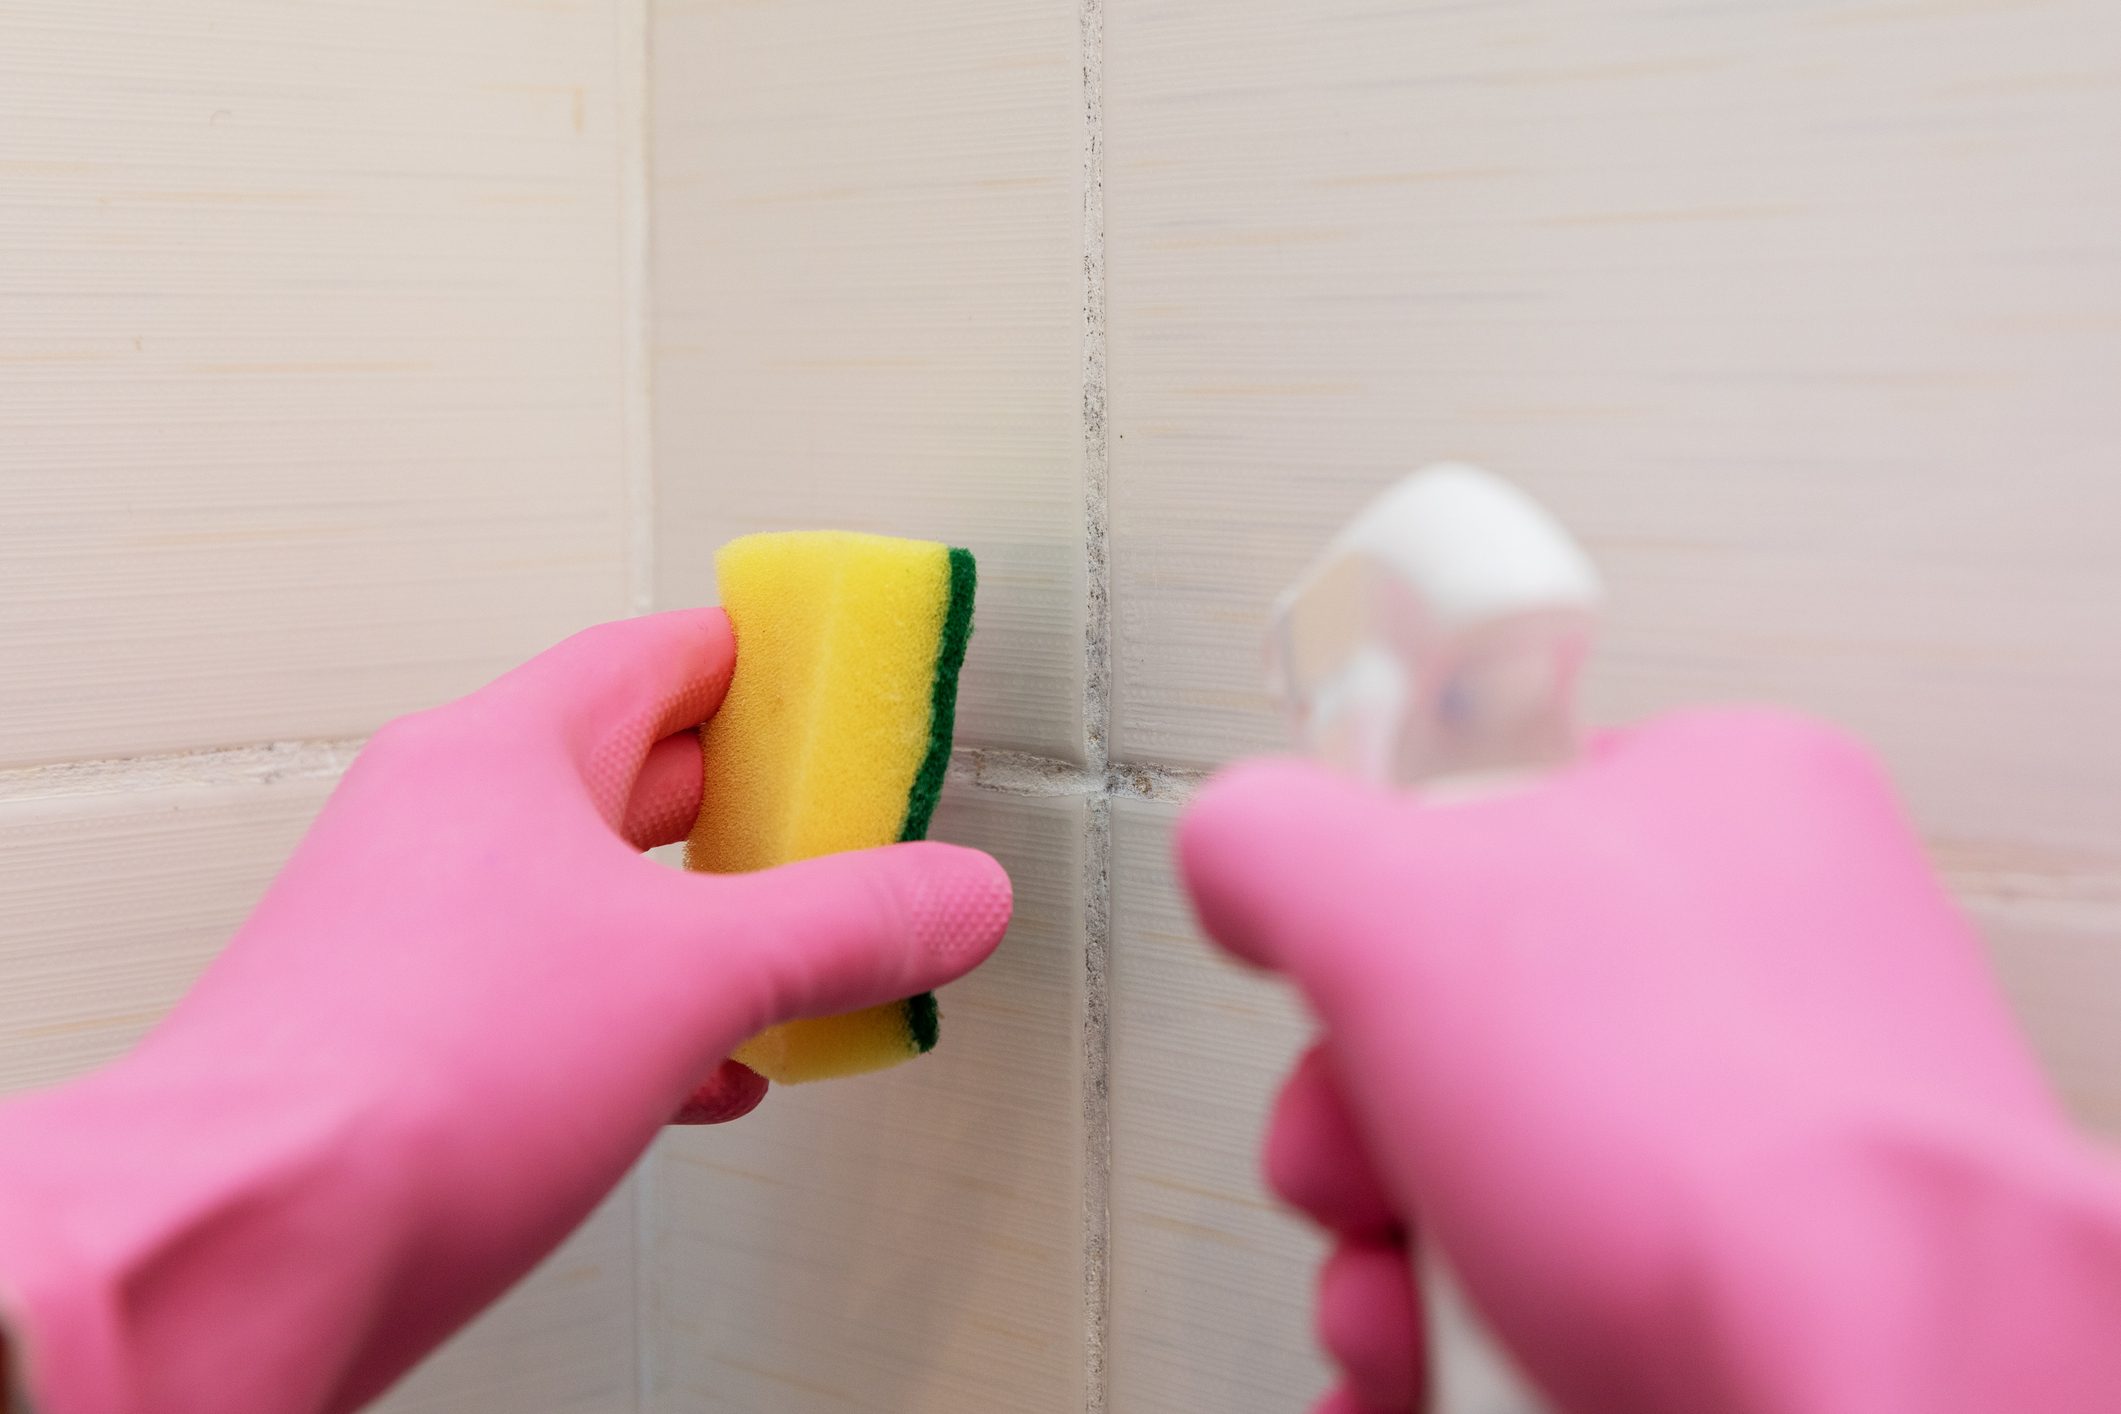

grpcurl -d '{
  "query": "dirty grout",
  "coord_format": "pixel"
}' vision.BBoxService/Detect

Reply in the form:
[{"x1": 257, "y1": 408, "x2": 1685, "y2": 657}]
[
  {"x1": 0, "y1": 738, "x2": 365, "y2": 803},
  {"x1": 1076, "y1": 0, "x2": 1111, "y2": 1403}
]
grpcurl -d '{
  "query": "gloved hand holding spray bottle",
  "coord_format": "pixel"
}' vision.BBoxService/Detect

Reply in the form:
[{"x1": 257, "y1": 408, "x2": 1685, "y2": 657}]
[{"x1": 1180, "y1": 464, "x2": 2121, "y2": 1413}]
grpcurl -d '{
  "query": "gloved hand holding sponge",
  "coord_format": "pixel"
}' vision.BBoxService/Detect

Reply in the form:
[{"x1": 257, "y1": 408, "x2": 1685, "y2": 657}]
[{"x1": 0, "y1": 553, "x2": 1009, "y2": 1413}]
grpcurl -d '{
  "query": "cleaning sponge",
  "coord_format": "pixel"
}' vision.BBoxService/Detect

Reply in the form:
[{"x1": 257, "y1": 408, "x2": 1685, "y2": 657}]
[{"x1": 685, "y1": 530, "x2": 976, "y2": 1083}]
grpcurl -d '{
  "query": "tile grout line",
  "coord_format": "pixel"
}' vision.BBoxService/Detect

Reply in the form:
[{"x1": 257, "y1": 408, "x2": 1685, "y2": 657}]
[
  {"x1": 949, "y1": 748, "x2": 1209, "y2": 803},
  {"x1": 619, "y1": 0, "x2": 658, "y2": 625},
  {"x1": 0, "y1": 739, "x2": 1200, "y2": 807},
  {"x1": 1081, "y1": 789, "x2": 1113, "y2": 1414},
  {"x1": 1076, "y1": 0, "x2": 1112, "y2": 1402},
  {"x1": 613, "y1": 0, "x2": 660, "y2": 1406},
  {"x1": 1079, "y1": 0, "x2": 1110, "y2": 771},
  {"x1": 0, "y1": 738, "x2": 367, "y2": 803}
]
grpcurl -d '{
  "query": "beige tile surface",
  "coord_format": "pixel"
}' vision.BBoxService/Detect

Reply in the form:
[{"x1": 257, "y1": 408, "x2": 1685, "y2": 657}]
[
  {"x1": 0, "y1": 768, "x2": 338, "y2": 1092},
  {"x1": 651, "y1": 0, "x2": 1087, "y2": 761},
  {"x1": 1104, "y1": 3, "x2": 2121, "y2": 805},
  {"x1": 646, "y1": 787, "x2": 1086, "y2": 1413},
  {"x1": 0, "y1": 2, "x2": 642, "y2": 768},
  {"x1": 1106, "y1": 799, "x2": 1328, "y2": 1412},
  {"x1": 1959, "y1": 875, "x2": 2121, "y2": 1136}
]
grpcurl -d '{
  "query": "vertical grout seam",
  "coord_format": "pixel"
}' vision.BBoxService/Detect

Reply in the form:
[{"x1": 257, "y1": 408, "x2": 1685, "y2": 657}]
[
  {"x1": 616, "y1": 1, "x2": 659, "y2": 1409},
  {"x1": 1077, "y1": 0, "x2": 1111, "y2": 1406},
  {"x1": 619, "y1": 0, "x2": 657, "y2": 623},
  {"x1": 1079, "y1": 0, "x2": 1110, "y2": 771},
  {"x1": 1080, "y1": 790, "x2": 1113, "y2": 1414}
]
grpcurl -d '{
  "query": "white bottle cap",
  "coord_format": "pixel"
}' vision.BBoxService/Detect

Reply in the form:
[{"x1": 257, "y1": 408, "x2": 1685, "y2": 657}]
[{"x1": 1267, "y1": 464, "x2": 1601, "y2": 788}]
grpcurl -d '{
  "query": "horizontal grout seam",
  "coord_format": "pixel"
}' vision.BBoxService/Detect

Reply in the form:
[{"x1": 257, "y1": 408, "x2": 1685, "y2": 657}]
[
  {"x1": 0, "y1": 738, "x2": 366, "y2": 803},
  {"x1": 0, "y1": 740, "x2": 1205, "y2": 807},
  {"x1": 948, "y1": 748, "x2": 1209, "y2": 804}
]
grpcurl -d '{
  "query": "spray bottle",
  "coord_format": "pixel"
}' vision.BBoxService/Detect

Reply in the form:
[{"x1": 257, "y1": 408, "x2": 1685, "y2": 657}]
[{"x1": 1266, "y1": 463, "x2": 1603, "y2": 1411}]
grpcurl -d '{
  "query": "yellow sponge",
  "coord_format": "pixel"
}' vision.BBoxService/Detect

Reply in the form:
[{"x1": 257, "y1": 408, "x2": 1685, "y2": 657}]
[{"x1": 685, "y1": 531, "x2": 975, "y2": 1083}]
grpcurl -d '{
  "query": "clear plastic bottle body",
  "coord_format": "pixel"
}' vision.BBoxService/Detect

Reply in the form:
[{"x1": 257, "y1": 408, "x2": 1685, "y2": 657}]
[{"x1": 1265, "y1": 464, "x2": 1599, "y2": 1412}]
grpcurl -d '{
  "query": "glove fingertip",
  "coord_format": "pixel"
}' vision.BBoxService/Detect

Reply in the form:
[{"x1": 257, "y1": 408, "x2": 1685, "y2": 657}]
[
  {"x1": 716, "y1": 842, "x2": 1013, "y2": 1025},
  {"x1": 1178, "y1": 758, "x2": 1368, "y2": 971},
  {"x1": 897, "y1": 841, "x2": 1014, "y2": 970},
  {"x1": 671, "y1": 1060, "x2": 769, "y2": 1124}
]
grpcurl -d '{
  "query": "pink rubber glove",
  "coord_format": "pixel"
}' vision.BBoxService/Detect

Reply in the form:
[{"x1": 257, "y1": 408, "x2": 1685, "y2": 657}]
[
  {"x1": 0, "y1": 609, "x2": 1013, "y2": 1414},
  {"x1": 1179, "y1": 709, "x2": 2121, "y2": 1414}
]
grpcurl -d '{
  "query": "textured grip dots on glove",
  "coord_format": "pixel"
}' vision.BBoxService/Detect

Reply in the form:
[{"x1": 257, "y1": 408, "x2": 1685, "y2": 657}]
[
  {"x1": 581, "y1": 673, "x2": 724, "y2": 829},
  {"x1": 904, "y1": 855, "x2": 1013, "y2": 964}
]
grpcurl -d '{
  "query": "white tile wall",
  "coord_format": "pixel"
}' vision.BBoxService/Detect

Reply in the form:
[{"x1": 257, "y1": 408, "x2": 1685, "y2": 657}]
[
  {"x1": 650, "y1": 0, "x2": 1088, "y2": 760},
  {"x1": 1106, "y1": 0, "x2": 2121, "y2": 769},
  {"x1": 11, "y1": 4, "x2": 2121, "y2": 1412},
  {"x1": 644, "y1": 789, "x2": 1086, "y2": 1414},
  {"x1": 1107, "y1": 799, "x2": 1328, "y2": 1413},
  {"x1": 0, "y1": 1, "x2": 643, "y2": 768}
]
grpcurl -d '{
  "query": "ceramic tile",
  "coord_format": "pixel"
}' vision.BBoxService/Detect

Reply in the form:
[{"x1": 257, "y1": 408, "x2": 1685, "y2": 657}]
[
  {"x1": 1105, "y1": 3, "x2": 2121, "y2": 859},
  {"x1": 0, "y1": 1, "x2": 642, "y2": 767},
  {"x1": 651, "y1": 0, "x2": 1087, "y2": 760},
  {"x1": 1106, "y1": 798, "x2": 1328, "y2": 1412},
  {"x1": 646, "y1": 787, "x2": 1086, "y2": 1413},
  {"x1": 0, "y1": 772, "x2": 334, "y2": 1091}
]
